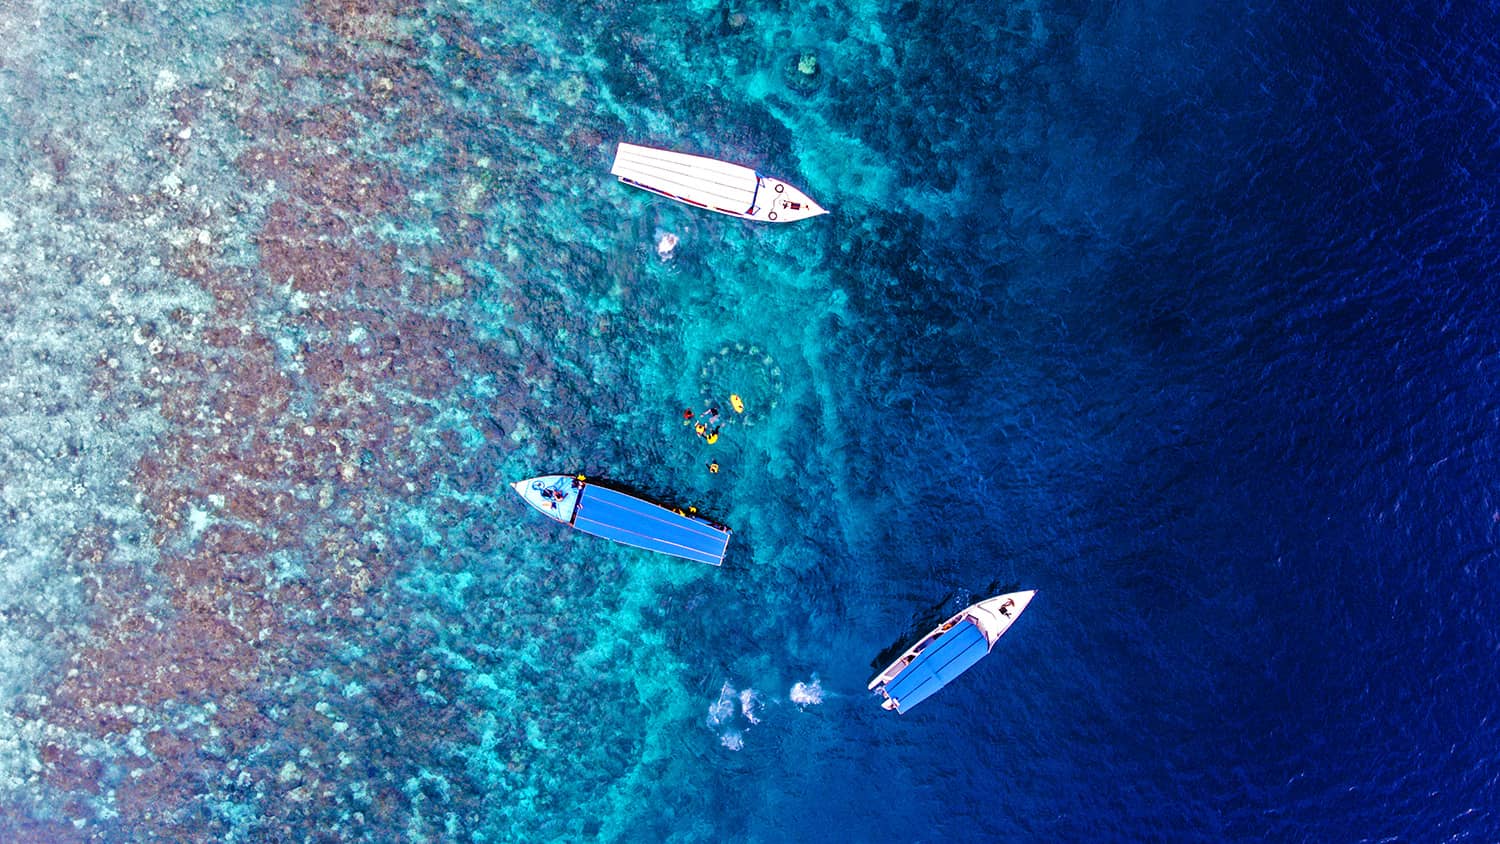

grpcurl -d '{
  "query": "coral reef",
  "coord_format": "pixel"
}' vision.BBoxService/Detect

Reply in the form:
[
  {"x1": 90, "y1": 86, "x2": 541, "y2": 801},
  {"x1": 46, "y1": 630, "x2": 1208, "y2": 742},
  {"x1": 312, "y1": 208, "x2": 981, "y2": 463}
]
[
  {"x1": 2, "y1": 0, "x2": 852, "y2": 838},
  {"x1": 9, "y1": 2, "x2": 637, "y2": 838}
]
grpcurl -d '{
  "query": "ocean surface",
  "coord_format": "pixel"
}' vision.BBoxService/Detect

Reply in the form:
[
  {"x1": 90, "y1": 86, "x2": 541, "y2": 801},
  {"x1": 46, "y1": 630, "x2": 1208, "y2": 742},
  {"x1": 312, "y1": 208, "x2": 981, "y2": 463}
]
[{"x1": 1, "y1": 0, "x2": 1497, "y2": 840}]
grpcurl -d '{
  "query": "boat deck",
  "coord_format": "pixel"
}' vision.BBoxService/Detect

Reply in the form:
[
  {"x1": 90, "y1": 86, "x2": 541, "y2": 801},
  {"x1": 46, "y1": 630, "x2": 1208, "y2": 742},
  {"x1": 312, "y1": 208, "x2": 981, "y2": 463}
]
[
  {"x1": 573, "y1": 484, "x2": 730, "y2": 566},
  {"x1": 878, "y1": 618, "x2": 991, "y2": 714},
  {"x1": 610, "y1": 142, "x2": 827, "y2": 223},
  {"x1": 611, "y1": 143, "x2": 759, "y2": 218}
]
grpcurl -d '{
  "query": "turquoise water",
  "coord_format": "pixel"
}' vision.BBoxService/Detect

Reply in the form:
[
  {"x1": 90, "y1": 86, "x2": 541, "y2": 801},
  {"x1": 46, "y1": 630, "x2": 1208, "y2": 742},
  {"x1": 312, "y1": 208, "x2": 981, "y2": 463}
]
[
  {"x1": 5, "y1": 0, "x2": 1500, "y2": 840},
  {"x1": 0, "y1": 0, "x2": 900, "y2": 837}
]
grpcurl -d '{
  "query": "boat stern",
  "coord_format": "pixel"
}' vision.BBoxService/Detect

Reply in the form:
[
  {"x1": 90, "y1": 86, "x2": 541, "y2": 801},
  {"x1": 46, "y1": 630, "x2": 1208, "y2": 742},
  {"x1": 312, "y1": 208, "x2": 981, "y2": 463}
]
[{"x1": 754, "y1": 178, "x2": 828, "y2": 223}]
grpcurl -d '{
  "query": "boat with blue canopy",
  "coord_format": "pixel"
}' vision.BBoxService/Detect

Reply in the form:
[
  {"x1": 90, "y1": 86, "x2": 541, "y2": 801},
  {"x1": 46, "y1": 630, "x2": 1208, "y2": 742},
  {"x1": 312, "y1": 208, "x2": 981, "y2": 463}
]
[
  {"x1": 868, "y1": 590, "x2": 1035, "y2": 714},
  {"x1": 511, "y1": 474, "x2": 731, "y2": 566}
]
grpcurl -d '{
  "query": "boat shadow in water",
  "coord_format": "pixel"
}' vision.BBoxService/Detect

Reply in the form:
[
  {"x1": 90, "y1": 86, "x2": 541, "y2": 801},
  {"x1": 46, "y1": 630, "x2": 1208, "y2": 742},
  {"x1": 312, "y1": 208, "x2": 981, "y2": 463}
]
[{"x1": 868, "y1": 581, "x2": 1026, "y2": 673}]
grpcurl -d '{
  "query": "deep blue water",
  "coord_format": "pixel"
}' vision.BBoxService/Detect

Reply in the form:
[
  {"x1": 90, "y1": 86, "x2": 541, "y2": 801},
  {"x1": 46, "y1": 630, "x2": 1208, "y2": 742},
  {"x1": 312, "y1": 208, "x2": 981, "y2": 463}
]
[
  {"x1": 1, "y1": 0, "x2": 1498, "y2": 840},
  {"x1": 820, "y1": 2, "x2": 1500, "y2": 840}
]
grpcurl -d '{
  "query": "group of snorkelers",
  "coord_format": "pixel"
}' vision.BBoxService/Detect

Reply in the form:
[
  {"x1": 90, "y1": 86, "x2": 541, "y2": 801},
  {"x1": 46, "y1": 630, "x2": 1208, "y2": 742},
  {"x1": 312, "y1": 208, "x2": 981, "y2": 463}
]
[
  {"x1": 685, "y1": 406, "x2": 725, "y2": 444},
  {"x1": 683, "y1": 394, "x2": 744, "y2": 474}
]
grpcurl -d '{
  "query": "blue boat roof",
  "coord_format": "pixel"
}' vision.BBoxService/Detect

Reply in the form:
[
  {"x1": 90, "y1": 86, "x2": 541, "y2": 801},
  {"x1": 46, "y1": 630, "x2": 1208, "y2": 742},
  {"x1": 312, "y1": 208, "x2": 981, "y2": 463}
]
[
  {"x1": 882, "y1": 619, "x2": 991, "y2": 713},
  {"x1": 572, "y1": 484, "x2": 729, "y2": 566}
]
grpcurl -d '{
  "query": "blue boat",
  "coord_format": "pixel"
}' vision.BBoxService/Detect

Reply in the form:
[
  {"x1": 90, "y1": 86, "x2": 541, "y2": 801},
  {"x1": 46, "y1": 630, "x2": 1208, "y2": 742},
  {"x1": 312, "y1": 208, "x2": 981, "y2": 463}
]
[
  {"x1": 868, "y1": 591, "x2": 1036, "y2": 714},
  {"x1": 511, "y1": 474, "x2": 731, "y2": 566}
]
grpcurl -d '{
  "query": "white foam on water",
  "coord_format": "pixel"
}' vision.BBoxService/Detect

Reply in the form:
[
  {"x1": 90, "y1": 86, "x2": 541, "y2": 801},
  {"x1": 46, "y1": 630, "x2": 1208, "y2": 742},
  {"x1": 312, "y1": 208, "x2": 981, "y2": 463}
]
[
  {"x1": 708, "y1": 682, "x2": 767, "y2": 750},
  {"x1": 789, "y1": 675, "x2": 825, "y2": 708},
  {"x1": 706, "y1": 681, "x2": 736, "y2": 727},
  {"x1": 739, "y1": 688, "x2": 762, "y2": 725},
  {"x1": 654, "y1": 229, "x2": 679, "y2": 260}
]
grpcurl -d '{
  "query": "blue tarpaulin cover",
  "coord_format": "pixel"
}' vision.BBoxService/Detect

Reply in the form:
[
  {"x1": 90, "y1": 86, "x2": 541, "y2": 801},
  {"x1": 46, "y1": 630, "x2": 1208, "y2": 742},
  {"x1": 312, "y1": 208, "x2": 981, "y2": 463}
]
[
  {"x1": 572, "y1": 484, "x2": 729, "y2": 566},
  {"x1": 883, "y1": 619, "x2": 990, "y2": 713}
]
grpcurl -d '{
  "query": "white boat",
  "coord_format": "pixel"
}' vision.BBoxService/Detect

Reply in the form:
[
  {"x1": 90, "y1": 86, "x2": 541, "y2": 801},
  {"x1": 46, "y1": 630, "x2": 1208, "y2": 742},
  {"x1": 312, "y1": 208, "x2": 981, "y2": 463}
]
[
  {"x1": 868, "y1": 590, "x2": 1036, "y2": 714},
  {"x1": 610, "y1": 142, "x2": 828, "y2": 223}
]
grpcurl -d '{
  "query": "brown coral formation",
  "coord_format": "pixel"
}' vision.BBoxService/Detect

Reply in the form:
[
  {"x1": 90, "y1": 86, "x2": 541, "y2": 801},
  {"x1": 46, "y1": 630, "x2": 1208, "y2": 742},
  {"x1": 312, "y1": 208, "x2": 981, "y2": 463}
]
[
  {"x1": 24, "y1": 4, "x2": 610, "y2": 838},
  {"x1": 6, "y1": 0, "x2": 701, "y2": 834}
]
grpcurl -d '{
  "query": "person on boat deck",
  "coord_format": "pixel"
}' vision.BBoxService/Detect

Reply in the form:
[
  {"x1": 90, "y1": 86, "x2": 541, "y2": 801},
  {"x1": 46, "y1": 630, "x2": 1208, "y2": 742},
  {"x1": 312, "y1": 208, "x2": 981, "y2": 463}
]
[{"x1": 999, "y1": 598, "x2": 1016, "y2": 617}]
